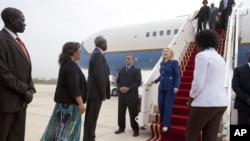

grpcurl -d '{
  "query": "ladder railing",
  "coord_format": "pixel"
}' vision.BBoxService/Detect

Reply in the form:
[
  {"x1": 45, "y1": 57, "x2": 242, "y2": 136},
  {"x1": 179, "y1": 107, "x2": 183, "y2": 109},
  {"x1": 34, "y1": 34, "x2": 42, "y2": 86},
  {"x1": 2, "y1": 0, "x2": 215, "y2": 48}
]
[{"x1": 136, "y1": 14, "x2": 196, "y2": 127}]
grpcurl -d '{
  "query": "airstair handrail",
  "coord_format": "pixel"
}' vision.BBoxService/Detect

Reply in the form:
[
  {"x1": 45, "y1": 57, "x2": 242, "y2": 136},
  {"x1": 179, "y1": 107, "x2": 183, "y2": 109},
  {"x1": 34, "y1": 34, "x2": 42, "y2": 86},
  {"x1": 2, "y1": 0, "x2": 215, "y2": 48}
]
[
  {"x1": 221, "y1": 8, "x2": 238, "y2": 140},
  {"x1": 136, "y1": 13, "x2": 197, "y2": 126}
]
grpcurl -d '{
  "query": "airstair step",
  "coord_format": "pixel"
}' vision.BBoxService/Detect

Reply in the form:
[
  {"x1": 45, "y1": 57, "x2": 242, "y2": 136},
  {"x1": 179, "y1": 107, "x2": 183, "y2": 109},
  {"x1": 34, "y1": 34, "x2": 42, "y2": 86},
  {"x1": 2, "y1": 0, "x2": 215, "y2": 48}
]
[
  {"x1": 175, "y1": 96, "x2": 189, "y2": 105},
  {"x1": 172, "y1": 105, "x2": 189, "y2": 116},
  {"x1": 179, "y1": 82, "x2": 191, "y2": 89}
]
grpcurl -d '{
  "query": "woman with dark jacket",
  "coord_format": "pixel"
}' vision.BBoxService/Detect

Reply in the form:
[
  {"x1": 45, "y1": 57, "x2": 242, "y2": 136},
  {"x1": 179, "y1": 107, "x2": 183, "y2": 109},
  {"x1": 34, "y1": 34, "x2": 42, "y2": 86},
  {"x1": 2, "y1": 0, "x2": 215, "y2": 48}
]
[
  {"x1": 194, "y1": 0, "x2": 210, "y2": 31},
  {"x1": 41, "y1": 42, "x2": 87, "y2": 141}
]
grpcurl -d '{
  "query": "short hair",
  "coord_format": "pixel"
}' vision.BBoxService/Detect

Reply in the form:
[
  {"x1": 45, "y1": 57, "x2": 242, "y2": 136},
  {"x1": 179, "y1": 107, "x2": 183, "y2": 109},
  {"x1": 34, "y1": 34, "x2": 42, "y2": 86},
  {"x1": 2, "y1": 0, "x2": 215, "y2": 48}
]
[
  {"x1": 94, "y1": 35, "x2": 106, "y2": 47},
  {"x1": 58, "y1": 42, "x2": 80, "y2": 65},
  {"x1": 195, "y1": 30, "x2": 219, "y2": 50},
  {"x1": 202, "y1": 0, "x2": 208, "y2": 4},
  {"x1": 1, "y1": 7, "x2": 22, "y2": 24},
  {"x1": 126, "y1": 54, "x2": 134, "y2": 60}
]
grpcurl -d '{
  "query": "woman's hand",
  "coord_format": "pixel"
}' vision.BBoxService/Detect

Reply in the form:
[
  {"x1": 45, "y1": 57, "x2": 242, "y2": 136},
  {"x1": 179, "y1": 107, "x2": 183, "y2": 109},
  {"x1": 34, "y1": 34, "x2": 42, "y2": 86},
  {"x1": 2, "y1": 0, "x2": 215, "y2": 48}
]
[
  {"x1": 79, "y1": 103, "x2": 86, "y2": 115},
  {"x1": 173, "y1": 88, "x2": 179, "y2": 94},
  {"x1": 150, "y1": 81, "x2": 155, "y2": 85}
]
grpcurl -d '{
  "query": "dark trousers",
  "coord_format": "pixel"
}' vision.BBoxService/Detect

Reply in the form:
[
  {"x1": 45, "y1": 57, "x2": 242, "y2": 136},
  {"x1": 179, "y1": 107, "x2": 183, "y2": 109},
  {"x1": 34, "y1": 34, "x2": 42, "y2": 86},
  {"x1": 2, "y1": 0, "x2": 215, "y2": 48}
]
[
  {"x1": 83, "y1": 99, "x2": 102, "y2": 141},
  {"x1": 220, "y1": 9, "x2": 230, "y2": 29},
  {"x1": 237, "y1": 110, "x2": 250, "y2": 125},
  {"x1": 118, "y1": 98, "x2": 139, "y2": 131},
  {"x1": 209, "y1": 21, "x2": 217, "y2": 30},
  {"x1": 185, "y1": 107, "x2": 227, "y2": 141},
  {"x1": 0, "y1": 109, "x2": 26, "y2": 141},
  {"x1": 197, "y1": 19, "x2": 207, "y2": 32}
]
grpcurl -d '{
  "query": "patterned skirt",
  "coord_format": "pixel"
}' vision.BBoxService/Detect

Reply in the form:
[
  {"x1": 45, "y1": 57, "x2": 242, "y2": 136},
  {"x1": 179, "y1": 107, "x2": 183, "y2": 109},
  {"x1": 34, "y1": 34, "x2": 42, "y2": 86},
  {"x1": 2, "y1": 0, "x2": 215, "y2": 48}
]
[{"x1": 41, "y1": 103, "x2": 82, "y2": 141}]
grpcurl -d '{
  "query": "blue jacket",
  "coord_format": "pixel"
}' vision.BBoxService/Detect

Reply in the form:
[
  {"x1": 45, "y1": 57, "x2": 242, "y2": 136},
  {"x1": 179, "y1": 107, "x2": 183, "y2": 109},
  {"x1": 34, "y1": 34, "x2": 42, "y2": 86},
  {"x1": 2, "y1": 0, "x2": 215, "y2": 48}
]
[{"x1": 154, "y1": 60, "x2": 180, "y2": 91}]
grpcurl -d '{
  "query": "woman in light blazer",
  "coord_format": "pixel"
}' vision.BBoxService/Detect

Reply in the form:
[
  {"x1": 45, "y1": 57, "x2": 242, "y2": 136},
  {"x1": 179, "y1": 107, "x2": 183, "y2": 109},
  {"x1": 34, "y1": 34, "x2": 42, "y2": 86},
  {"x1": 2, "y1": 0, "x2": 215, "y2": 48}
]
[{"x1": 185, "y1": 30, "x2": 228, "y2": 141}]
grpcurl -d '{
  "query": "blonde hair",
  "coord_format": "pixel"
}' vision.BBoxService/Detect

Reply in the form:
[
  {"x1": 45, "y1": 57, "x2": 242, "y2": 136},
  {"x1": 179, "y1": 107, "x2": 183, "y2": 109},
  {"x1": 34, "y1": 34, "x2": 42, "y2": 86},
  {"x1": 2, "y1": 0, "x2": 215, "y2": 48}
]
[{"x1": 161, "y1": 47, "x2": 174, "y2": 62}]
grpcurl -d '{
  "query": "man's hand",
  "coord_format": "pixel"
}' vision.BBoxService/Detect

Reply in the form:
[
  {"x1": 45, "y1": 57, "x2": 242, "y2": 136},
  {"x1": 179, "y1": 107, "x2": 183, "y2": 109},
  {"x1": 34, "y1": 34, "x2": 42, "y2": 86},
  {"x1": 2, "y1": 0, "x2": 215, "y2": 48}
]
[
  {"x1": 119, "y1": 87, "x2": 129, "y2": 93},
  {"x1": 24, "y1": 90, "x2": 33, "y2": 104},
  {"x1": 247, "y1": 98, "x2": 250, "y2": 105}
]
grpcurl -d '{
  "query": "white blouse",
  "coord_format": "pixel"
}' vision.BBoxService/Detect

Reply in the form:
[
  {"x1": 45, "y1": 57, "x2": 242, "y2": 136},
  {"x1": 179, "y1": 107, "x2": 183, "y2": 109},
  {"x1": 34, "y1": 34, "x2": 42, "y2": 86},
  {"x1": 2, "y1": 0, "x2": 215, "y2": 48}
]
[{"x1": 190, "y1": 48, "x2": 229, "y2": 107}]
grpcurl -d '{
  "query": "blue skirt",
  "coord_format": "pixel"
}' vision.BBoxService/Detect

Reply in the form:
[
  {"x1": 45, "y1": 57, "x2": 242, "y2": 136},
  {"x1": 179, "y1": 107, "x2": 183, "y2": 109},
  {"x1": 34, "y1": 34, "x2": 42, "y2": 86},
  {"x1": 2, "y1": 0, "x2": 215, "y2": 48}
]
[{"x1": 41, "y1": 103, "x2": 82, "y2": 141}]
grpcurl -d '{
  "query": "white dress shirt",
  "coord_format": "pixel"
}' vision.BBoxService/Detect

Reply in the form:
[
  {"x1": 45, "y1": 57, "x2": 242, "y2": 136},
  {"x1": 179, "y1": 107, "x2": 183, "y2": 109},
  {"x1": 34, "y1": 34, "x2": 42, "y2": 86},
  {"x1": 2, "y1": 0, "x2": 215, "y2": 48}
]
[
  {"x1": 190, "y1": 48, "x2": 229, "y2": 107},
  {"x1": 4, "y1": 27, "x2": 18, "y2": 42},
  {"x1": 224, "y1": 0, "x2": 228, "y2": 9}
]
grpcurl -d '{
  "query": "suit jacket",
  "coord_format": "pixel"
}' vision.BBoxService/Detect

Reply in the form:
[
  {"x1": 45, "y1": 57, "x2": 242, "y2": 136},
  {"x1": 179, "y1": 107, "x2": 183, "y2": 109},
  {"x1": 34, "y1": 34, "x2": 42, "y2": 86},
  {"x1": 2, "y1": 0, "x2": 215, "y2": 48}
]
[
  {"x1": 54, "y1": 60, "x2": 87, "y2": 104},
  {"x1": 232, "y1": 63, "x2": 250, "y2": 111},
  {"x1": 116, "y1": 65, "x2": 142, "y2": 101},
  {"x1": 210, "y1": 7, "x2": 219, "y2": 22},
  {"x1": 0, "y1": 28, "x2": 35, "y2": 113},
  {"x1": 87, "y1": 48, "x2": 110, "y2": 100},
  {"x1": 154, "y1": 60, "x2": 180, "y2": 91},
  {"x1": 219, "y1": 0, "x2": 235, "y2": 14}
]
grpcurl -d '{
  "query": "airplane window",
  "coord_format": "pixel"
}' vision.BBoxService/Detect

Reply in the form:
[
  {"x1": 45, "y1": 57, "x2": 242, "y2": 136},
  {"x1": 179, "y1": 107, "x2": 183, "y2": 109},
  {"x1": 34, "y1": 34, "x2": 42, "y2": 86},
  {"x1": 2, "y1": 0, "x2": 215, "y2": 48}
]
[
  {"x1": 174, "y1": 29, "x2": 178, "y2": 34},
  {"x1": 167, "y1": 30, "x2": 171, "y2": 35},
  {"x1": 153, "y1": 31, "x2": 157, "y2": 37},
  {"x1": 159, "y1": 31, "x2": 164, "y2": 36},
  {"x1": 146, "y1": 32, "x2": 150, "y2": 37}
]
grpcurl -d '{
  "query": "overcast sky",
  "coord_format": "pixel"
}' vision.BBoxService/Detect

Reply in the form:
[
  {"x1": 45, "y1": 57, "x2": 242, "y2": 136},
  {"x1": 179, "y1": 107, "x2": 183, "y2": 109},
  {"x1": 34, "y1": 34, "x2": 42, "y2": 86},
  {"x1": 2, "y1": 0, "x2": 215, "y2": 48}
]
[{"x1": 0, "y1": 0, "x2": 221, "y2": 78}]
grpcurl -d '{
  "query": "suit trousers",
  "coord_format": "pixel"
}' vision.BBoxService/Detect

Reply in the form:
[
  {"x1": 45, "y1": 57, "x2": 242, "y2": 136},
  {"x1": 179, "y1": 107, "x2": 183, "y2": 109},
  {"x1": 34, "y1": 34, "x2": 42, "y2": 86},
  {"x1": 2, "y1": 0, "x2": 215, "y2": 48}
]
[
  {"x1": 237, "y1": 110, "x2": 250, "y2": 125},
  {"x1": 118, "y1": 98, "x2": 139, "y2": 131},
  {"x1": 83, "y1": 99, "x2": 102, "y2": 141},
  {"x1": 185, "y1": 106, "x2": 227, "y2": 141},
  {"x1": 158, "y1": 90, "x2": 176, "y2": 127},
  {"x1": 209, "y1": 21, "x2": 217, "y2": 30},
  {"x1": 0, "y1": 109, "x2": 26, "y2": 141},
  {"x1": 220, "y1": 9, "x2": 230, "y2": 29}
]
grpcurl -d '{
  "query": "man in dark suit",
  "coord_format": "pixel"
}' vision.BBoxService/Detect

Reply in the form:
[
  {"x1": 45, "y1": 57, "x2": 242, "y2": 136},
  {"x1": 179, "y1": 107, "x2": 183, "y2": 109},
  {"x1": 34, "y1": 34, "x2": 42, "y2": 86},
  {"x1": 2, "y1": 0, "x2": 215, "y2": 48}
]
[
  {"x1": 209, "y1": 3, "x2": 219, "y2": 30},
  {"x1": 0, "y1": 7, "x2": 36, "y2": 141},
  {"x1": 114, "y1": 54, "x2": 142, "y2": 137},
  {"x1": 232, "y1": 50, "x2": 250, "y2": 125},
  {"x1": 83, "y1": 36, "x2": 110, "y2": 141},
  {"x1": 219, "y1": 0, "x2": 235, "y2": 29}
]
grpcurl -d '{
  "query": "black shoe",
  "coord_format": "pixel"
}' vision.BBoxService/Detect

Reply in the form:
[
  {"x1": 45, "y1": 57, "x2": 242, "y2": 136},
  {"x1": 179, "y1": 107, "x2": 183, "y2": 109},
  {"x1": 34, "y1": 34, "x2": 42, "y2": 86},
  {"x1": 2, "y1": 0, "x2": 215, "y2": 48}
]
[
  {"x1": 133, "y1": 131, "x2": 139, "y2": 137},
  {"x1": 114, "y1": 129, "x2": 124, "y2": 134}
]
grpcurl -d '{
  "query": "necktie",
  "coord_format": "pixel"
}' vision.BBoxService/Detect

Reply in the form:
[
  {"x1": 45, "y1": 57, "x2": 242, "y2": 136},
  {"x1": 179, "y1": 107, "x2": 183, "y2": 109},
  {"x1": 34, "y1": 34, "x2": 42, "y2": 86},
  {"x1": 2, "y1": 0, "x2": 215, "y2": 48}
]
[
  {"x1": 16, "y1": 37, "x2": 30, "y2": 62},
  {"x1": 126, "y1": 66, "x2": 129, "y2": 72}
]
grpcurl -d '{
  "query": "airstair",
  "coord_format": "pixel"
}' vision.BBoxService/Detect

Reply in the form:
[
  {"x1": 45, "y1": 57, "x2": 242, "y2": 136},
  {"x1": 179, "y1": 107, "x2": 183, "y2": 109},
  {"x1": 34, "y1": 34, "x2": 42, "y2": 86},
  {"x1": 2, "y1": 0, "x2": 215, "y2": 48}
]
[{"x1": 136, "y1": 7, "x2": 239, "y2": 141}]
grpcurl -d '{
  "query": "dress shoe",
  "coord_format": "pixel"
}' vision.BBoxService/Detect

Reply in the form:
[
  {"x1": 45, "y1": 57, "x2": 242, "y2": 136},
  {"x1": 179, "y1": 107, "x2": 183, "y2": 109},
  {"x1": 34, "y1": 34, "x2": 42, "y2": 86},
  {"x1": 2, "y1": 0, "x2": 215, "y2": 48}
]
[
  {"x1": 162, "y1": 127, "x2": 168, "y2": 132},
  {"x1": 114, "y1": 129, "x2": 124, "y2": 134},
  {"x1": 133, "y1": 131, "x2": 139, "y2": 137}
]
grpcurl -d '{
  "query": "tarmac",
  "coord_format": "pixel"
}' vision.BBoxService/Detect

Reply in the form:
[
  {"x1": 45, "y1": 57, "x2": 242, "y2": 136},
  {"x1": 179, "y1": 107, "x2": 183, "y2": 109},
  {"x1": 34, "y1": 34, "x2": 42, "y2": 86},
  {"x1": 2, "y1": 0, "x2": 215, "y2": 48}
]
[{"x1": 26, "y1": 84, "x2": 151, "y2": 141}]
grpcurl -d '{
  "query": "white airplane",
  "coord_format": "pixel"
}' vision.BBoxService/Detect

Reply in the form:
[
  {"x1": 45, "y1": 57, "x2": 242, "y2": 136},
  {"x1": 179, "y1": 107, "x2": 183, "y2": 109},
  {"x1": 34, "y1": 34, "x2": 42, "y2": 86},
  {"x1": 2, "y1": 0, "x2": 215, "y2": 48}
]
[
  {"x1": 78, "y1": 0, "x2": 250, "y2": 140},
  {"x1": 77, "y1": 15, "x2": 189, "y2": 75}
]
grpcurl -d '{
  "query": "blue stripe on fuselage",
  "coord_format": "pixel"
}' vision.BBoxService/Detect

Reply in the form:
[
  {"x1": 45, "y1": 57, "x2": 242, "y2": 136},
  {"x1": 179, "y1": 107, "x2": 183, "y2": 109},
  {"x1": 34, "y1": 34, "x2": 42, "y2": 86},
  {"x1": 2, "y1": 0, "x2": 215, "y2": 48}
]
[{"x1": 77, "y1": 45, "x2": 162, "y2": 75}]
